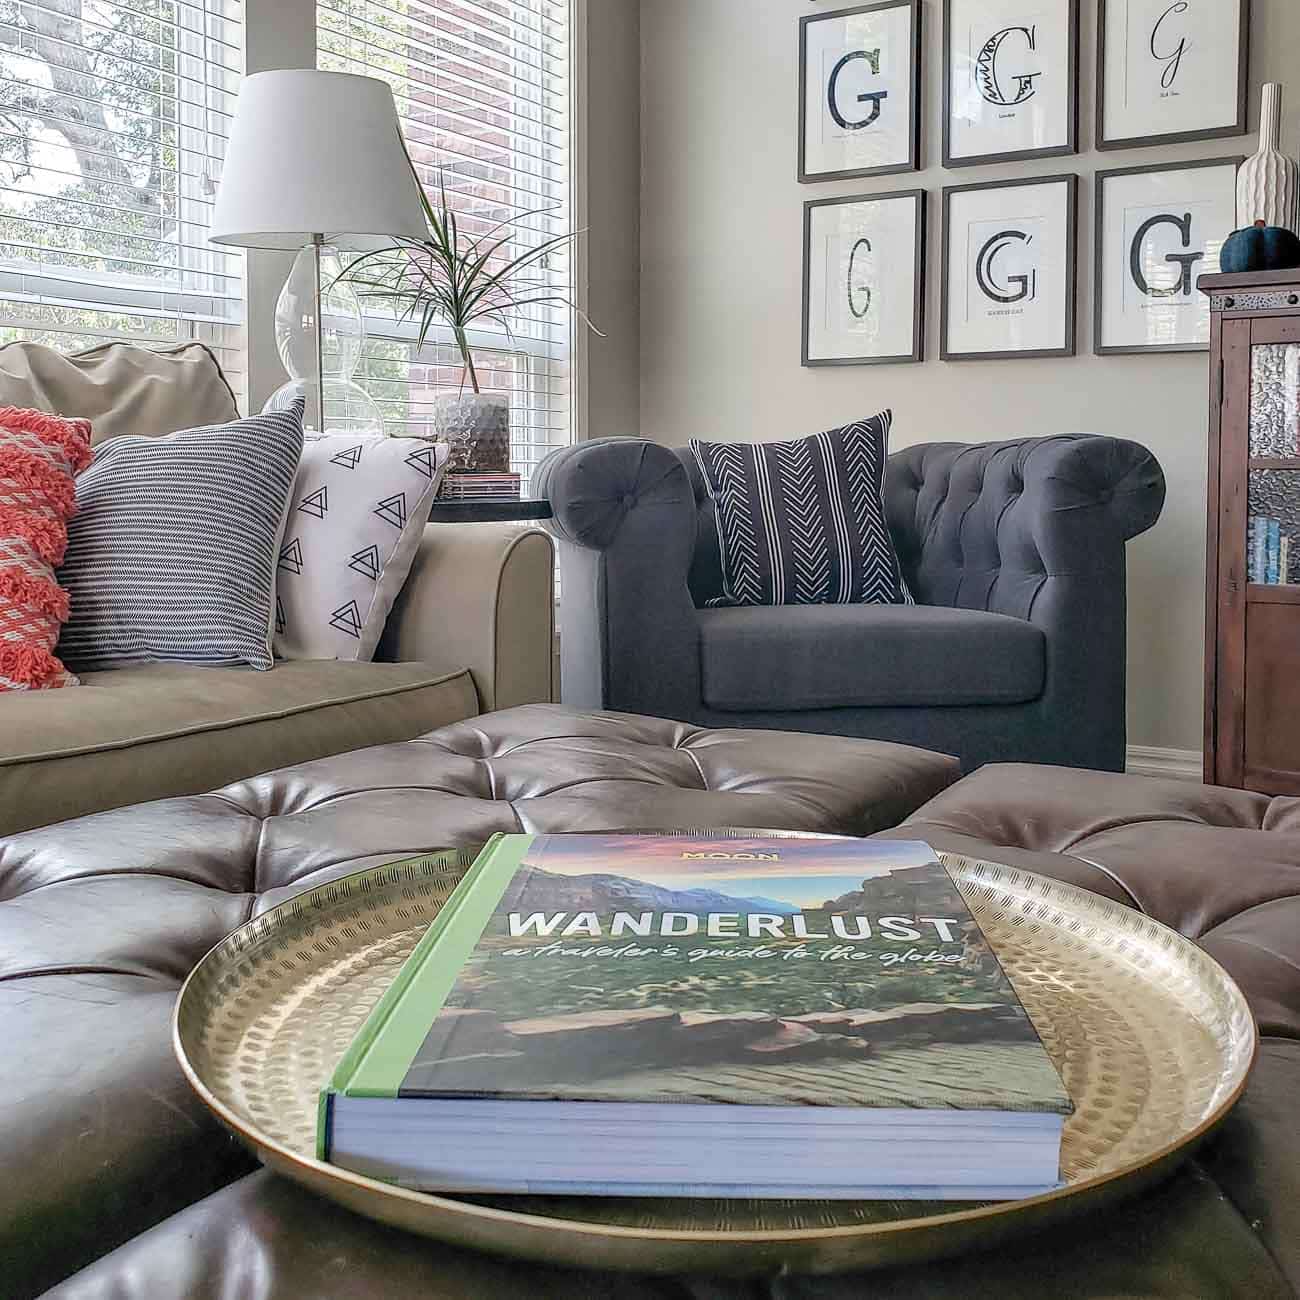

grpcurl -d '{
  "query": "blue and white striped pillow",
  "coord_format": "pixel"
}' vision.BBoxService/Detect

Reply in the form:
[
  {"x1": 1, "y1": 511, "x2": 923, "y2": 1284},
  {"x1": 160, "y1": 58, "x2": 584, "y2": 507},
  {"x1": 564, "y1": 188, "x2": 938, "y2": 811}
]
[{"x1": 57, "y1": 402, "x2": 305, "y2": 672}]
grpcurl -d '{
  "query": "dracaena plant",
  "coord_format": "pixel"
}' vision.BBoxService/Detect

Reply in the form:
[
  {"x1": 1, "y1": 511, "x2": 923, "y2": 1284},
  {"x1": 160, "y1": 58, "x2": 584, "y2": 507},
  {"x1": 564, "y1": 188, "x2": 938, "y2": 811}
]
[{"x1": 337, "y1": 170, "x2": 597, "y2": 395}]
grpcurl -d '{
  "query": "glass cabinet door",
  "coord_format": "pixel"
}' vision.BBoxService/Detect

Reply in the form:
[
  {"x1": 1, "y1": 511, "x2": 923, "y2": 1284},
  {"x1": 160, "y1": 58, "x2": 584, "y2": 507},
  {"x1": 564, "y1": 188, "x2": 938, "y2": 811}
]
[
  {"x1": 1249, "y1": 343, "x2": 1300, "y2": 457},
  {"x1": 1247, "y1": 344, "x2": 1300, "y2": 586}
]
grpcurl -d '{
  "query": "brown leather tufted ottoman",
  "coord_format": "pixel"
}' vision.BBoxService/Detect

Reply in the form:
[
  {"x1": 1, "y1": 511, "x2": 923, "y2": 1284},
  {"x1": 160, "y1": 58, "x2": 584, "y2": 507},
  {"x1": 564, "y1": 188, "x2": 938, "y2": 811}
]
[
  {"x1": 10, "y1": 734, "x2": 1300, "y2": 1298},
  {"x1": 0, "y1": 704, "x2": 957, "y2": 1300}
]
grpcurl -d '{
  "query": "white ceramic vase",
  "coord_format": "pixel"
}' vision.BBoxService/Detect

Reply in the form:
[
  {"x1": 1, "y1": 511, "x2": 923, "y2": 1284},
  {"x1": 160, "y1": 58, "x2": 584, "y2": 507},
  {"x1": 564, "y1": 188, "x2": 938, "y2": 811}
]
[
  {"x1": 430, "y1": 392, "x2": 510, "y2": 472},
  {"x1": 1237, "y1": 83, "x2": 1299, "y2": 231}
]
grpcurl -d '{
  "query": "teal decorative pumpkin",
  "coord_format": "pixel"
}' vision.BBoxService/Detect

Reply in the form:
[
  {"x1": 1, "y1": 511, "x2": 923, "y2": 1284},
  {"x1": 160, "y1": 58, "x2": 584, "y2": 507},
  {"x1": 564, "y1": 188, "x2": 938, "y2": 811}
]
[{"x1": 1220, "y1": 221, "x2": 1300, "y2": 274}]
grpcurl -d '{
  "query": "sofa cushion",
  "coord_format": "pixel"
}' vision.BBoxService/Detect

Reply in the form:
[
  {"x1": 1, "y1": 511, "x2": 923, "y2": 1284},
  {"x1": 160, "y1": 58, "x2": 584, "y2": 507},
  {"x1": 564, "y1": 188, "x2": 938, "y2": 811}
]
[
  {"x1": 0, "y1": 660, "x2": 480, "y2": 836},
  {"x1": 699, "y1": 603, "x2": 1045, "y2": 711},
  {"x1": 0, "y1": 341, "x2": 239, "y2": 445}
]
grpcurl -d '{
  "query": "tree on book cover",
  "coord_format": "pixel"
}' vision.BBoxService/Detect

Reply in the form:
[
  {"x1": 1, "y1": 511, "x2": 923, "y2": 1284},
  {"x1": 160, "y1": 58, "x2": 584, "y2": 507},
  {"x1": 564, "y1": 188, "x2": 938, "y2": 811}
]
[{"x1": 399, "y1": 836, "x2": 1069, "y2": 1114}]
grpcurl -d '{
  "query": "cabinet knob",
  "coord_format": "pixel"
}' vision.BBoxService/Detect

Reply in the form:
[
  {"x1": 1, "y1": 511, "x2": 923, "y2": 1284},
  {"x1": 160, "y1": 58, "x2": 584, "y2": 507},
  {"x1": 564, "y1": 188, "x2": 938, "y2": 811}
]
[
  {"x1": 1288, "y1": 294, "x2": 1298, "y2": 306},
  {"x1": 1224, "y1": 297, "x2": 1236, "y2": 308}
]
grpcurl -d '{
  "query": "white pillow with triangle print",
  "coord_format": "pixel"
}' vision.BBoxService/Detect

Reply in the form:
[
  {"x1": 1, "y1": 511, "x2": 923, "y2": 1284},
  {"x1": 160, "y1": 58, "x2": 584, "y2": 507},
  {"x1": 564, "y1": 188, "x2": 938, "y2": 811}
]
[{"x1": 273, "y1": 434, "x2": 449, "y2": 662}]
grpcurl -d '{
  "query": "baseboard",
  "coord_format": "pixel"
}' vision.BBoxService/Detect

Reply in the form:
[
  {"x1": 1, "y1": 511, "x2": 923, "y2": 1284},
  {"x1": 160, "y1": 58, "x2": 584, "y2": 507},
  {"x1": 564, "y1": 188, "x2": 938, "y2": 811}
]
[{"x1": 1125, "y1": 746, "x2": 1202, "y2": 782}]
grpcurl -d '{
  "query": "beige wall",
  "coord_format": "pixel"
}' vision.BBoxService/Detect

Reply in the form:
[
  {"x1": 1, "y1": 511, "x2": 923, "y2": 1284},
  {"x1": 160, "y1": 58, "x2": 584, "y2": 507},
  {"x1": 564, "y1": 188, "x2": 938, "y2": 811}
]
[
  {"x1": 581, "y1": 0, "x2": 642, "y2": 442},
  {"x1": 636, "y1": 0, "x2": 1300, "y2": 754}
]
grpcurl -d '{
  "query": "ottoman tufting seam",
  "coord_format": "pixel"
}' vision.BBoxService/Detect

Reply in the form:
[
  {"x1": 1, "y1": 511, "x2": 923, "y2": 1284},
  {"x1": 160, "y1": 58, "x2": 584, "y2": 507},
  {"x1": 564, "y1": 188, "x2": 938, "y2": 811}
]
[
  {"x1": 677, "y1": 744, "x2": 710, "y2": 790},
  {"x1": 266, "y1": 783, "x2": 499, "y2": 815},
  {"x1": 5, "y1": 868, "x2": 244, "y2": 898},
  {"x1": 251, "y1": 813, "x2": 270, "y2": 896},
  {"x1": 517, "y1": 774, "x2": 693, "y2": 797},
  {"x1": 1068, "y1": 853, "x2": 1146, "y2": 912},
  {"x1": 0, "y1": 966, "x2": 178, "y2": 986},
  {"x1": 1201, "y1": 892, "x2": 1300, "y2": 933}
]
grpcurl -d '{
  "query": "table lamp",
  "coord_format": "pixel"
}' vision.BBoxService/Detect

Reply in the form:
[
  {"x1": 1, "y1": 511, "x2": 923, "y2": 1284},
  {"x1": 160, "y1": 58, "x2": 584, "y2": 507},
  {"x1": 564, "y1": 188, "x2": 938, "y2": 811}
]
[{"x1": 210, "y1": 70, "x2": 428, "y2": 434}]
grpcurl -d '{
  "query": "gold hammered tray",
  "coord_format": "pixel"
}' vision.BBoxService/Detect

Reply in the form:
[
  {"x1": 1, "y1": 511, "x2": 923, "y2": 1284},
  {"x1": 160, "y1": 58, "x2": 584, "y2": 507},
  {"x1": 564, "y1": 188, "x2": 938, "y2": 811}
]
[{"x1": 174, "y1": 844, "x2": 1257, "y2": 1277}]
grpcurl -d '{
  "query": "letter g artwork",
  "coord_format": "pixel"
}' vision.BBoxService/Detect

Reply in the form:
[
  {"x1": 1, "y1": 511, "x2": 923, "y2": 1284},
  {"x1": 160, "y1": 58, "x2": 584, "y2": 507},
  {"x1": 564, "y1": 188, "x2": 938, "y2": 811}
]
[{"x1": 828, "y1": 48, "x2": 888, "y2": 129}]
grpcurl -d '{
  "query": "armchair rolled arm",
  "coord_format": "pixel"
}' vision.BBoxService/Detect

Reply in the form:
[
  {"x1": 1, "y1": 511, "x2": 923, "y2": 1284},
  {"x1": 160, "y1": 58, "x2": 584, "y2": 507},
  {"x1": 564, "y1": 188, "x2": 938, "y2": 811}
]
[
  {"x1": 1017, "y1": 434, "x2": 1166, "y2": 561},
  {"x1": 535, "y1": 437, "x2": 697, "y2": 551},
  {"x1": 377, "y1": 522, "x2": 555, "y2": 712},
  {"x1": 536, "y1": 437, "x2": 701, "y2": 715}
]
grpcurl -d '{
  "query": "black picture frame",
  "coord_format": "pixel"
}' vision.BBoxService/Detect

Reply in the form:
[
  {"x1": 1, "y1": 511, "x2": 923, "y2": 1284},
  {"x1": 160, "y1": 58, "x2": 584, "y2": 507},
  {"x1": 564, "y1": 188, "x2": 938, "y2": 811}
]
[
  {"x1": 940, "y1": 173, "x2": 1079, "y2": 362},
  {"x1": 1096, "y1": 0, "x2": 1250, "y2": 151},
  {"x1": 1093, "y1": 156, "x2": 1244, "y2": 356},
  {"x1": 942, "y1": 0, "x2": 1079, "y2": 169},
  {"x1": 801, "y1": 189, "x2": 926, "y2": 367},
  {"x1": 798, "y1": 0, "x2": 922, "y2": 184}
]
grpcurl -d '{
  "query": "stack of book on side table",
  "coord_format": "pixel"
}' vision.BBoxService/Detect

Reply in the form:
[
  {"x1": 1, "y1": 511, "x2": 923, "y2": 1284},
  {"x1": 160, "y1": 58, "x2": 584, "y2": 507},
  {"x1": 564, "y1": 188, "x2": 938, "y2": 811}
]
[
  {"x1": 439, "y1": 471, "x2": 522, "y2": 502},
  {"x1": 319, "y1": 835, "x2": 1072, "y2": 1200}
]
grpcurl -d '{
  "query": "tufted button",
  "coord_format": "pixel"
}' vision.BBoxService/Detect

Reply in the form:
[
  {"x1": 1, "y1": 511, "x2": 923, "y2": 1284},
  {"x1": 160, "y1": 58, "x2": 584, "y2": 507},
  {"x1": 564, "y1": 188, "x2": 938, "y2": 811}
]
[{"x1": 622, "y1": 493, "x2": 637, "y2": 509}]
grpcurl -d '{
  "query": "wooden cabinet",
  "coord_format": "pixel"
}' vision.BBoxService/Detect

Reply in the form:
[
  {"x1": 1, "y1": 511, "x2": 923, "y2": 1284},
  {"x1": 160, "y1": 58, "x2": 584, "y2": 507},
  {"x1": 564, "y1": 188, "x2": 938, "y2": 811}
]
[{"x1": 1201, "y1": 269, "x2": 1300, "y2": 795}]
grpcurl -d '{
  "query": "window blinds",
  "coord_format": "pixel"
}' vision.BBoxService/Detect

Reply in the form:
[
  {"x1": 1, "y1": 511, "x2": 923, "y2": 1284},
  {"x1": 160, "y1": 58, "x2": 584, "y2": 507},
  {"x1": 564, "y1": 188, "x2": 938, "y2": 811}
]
[
  {"x1": 0, "y1": 0, "x2": 245, "y2": 400},
  {"x1": 318, "y1": 0, "x2": 572, "y2": 489}
]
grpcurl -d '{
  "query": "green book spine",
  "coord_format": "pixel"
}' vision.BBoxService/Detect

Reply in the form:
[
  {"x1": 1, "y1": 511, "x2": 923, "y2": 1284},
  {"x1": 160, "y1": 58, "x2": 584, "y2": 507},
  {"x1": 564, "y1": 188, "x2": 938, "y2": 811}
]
[{"x1": 317, "y1": 833, "x2": 535, "y2": 1159}]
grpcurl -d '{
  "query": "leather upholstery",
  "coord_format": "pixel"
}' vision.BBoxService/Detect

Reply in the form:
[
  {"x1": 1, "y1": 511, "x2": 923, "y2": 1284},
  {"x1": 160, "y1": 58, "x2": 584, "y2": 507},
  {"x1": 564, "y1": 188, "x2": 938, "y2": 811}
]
[
  {"x1": 6, "y1": 722, "x2": 1297, "y2": 1298},
  {"x1": 540, "y1": 436, "x2": 1165, "y2": 772},
  {"x1": 0, "y1": 705, "x2": 957, "y2": 1300}
]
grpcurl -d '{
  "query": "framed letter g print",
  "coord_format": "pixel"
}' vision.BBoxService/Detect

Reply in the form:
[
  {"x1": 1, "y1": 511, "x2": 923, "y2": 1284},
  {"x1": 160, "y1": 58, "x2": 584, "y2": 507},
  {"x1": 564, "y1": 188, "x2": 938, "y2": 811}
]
[
  {"x1": 799, "y1": 0, "x2": 922, "y2": 183},
  {"x1": 1097, "y1": 0, "x2": 1249, "y2": 149},
  {"x1": 1095, "y1": 158, "x2": 1239, "y2": 354},
  {"x1": 803, "y1": 190, "x2": 926, "y2": 366},
  {"x1": 942, "y1": 174, "x2": 1078, "y2": 361}
]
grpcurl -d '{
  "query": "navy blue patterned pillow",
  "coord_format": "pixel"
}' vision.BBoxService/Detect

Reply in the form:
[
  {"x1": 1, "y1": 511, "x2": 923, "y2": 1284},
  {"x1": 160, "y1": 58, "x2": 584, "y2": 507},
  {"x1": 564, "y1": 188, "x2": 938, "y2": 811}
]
[
  {"x1": 58, "y1": 402, "x2": 305, "y2": 671},
  {"x1": 690, "y1": 412, "x2": 907, "y2": 607}
]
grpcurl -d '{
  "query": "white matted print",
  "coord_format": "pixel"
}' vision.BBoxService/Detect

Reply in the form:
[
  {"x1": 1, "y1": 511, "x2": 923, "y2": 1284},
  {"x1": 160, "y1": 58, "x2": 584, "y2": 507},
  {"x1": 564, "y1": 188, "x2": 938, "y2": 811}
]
[
  {"x1": 945, "y1": 0, "x2": 1078, "y2": 167},
  {"x1": 1095, "y1": 159, "x2": 1238, "y2": 354},
  {"x1": 799, "y1": 0, "x2": 921, "y2": 183},
  {"x1": 803, "y1": 191, "x2": 925, "y2": 366},
  {"x1": 942, "y1": 175, "x2": 1077, "y2": 360},
  {"x1": 1098, "y1": 0, "x2": 1249, "y2": 149}
]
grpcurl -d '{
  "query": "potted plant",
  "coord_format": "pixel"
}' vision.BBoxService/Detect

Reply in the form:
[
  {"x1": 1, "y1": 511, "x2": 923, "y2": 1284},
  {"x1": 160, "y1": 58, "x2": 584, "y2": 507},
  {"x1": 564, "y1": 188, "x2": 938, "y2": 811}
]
[{"x1": 338, "y1": 172, "x2": 596, "y2": 471}]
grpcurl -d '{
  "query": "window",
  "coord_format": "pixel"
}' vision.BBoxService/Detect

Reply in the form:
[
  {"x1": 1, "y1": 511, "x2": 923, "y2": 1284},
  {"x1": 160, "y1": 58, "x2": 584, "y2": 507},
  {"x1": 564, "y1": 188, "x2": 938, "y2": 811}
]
[
  {"x1": 0, "y1": 0, "x2": 245, "y2": 400},
  {"x1": 319, "y1": 0, "x2": 572, "y2": 490}
]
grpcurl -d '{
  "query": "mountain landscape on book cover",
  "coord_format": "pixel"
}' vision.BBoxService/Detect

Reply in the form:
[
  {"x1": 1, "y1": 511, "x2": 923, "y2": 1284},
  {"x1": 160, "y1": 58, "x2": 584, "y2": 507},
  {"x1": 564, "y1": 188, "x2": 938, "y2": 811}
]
[{"x1": 398, "y1": 837, "x2": 1070, "y2": 1114}]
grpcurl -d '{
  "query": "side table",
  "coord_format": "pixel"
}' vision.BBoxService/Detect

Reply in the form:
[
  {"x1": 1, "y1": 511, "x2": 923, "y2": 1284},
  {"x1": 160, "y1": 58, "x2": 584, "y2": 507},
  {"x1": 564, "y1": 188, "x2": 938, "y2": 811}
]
[{"x1": 428, "y1": 498, "x2": 553, "y2": 523}]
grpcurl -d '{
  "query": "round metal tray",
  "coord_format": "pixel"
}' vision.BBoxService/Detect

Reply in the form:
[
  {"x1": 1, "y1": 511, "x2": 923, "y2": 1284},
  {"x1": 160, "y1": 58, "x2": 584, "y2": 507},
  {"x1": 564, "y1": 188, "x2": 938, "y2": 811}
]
[{"x1": 174, "y1": 846, "x2": 1256, "y2": 1277}]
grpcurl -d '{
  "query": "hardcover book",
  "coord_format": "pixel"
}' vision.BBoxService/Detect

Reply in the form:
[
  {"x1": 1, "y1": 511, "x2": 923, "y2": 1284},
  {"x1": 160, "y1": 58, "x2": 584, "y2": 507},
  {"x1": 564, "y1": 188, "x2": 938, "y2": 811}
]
[{"x1": 320, "y1": 834, "x2": 1071, "y2": 1199}]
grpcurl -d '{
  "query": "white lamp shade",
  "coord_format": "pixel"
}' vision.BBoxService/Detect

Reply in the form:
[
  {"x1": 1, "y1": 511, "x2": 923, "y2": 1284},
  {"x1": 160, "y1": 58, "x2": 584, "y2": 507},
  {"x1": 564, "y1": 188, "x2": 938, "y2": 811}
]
[{"x1": 210, "y1": 70, "x2": 428, "y2": 249}]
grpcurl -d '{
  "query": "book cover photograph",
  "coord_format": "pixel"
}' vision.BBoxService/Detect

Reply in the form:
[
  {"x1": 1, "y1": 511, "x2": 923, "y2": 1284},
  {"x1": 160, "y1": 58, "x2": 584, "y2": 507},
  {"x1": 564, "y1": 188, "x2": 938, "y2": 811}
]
[
  {"x1": 398, "y1": 836, "x2": 1068, "y2": 1112},
  {"x1": 320, "y1": 835, "x2": 1071, "y2": 1197}
]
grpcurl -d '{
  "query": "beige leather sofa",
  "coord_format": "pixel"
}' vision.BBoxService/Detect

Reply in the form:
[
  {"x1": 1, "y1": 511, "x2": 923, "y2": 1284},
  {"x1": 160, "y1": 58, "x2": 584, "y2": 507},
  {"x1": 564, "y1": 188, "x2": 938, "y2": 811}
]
[{"x1": 0, "y1": 341, "x2": 555, "y2": 835}]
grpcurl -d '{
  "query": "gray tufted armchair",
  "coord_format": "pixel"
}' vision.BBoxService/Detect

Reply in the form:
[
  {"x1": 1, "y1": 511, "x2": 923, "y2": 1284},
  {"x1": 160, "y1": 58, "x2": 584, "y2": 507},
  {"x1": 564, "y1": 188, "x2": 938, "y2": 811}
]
[{"x1": 535, "y1": 435, "x2": 1165, "y2": 772}]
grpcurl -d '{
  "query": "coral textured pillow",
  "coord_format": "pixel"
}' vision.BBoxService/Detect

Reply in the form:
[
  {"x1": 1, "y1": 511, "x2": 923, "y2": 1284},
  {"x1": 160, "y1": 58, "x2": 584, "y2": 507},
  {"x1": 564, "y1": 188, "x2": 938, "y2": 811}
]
[{"x1": 0, "y1": 406, "x2": 92, "y2": 689}]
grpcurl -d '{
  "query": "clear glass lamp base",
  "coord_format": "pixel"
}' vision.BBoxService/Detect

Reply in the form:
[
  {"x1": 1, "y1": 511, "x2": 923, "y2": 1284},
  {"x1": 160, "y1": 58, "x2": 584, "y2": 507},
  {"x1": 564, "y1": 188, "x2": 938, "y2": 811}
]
[{"x1": 263, "y1": 378, "x2": 385, "y2": 438}]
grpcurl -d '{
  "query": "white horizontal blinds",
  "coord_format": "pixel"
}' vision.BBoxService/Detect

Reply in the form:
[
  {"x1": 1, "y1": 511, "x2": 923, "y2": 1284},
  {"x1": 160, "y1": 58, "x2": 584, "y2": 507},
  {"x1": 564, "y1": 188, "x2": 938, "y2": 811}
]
[
  {"x1": 0, "y1": 0, "x2": 244, "y2": 401},
  {"x1": 319, "y1": 0, "x2": 572, "y2": 490}
]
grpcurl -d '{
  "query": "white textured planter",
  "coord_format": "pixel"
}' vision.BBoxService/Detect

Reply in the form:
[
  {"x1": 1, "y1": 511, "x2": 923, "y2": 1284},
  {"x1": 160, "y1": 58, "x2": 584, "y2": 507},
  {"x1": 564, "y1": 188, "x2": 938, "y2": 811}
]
[
  {"x1": 430, "y1": 393, "x2": 510, "y2": 472},
  {"x1": 1237, "y1": 83, "x2": 1299, "y2": 231}
]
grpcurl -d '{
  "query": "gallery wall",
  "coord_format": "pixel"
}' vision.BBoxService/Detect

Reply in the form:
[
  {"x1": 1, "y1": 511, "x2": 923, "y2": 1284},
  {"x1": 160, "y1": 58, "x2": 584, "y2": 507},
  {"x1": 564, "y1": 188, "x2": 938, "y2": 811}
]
[{"x1": 635, "y1": 0, "x2": 1300, "y2": 756}]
